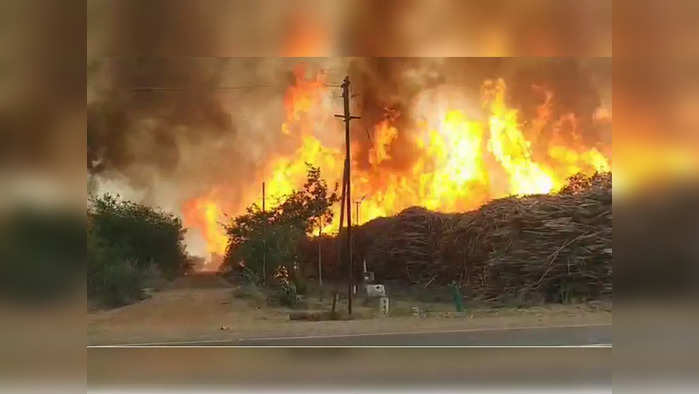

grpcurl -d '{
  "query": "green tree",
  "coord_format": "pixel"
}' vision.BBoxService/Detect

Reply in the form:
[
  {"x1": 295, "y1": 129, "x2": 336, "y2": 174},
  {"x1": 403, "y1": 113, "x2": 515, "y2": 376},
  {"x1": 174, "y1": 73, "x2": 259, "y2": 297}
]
[
  {"x1": 87, "y1": 193, "x2": 188, "y2": 306},
  {"x1": 223, "y1": 164, "x2": 337, "y2": 285}
]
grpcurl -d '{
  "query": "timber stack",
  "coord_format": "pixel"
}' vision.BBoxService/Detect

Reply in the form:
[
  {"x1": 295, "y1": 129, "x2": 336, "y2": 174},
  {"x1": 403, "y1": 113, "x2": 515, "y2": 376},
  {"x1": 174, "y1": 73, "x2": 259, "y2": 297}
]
[{"x1": 354, "y1": 172, "x2": 612, "y2": 304}]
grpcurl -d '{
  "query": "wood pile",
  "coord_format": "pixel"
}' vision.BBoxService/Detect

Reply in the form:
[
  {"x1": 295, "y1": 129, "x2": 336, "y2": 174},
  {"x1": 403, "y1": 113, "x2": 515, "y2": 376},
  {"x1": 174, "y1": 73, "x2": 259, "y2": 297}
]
[
  {"x1": 354, "y1": 172, "x2": 612, "y2": 303},
  {"x1": 355, "y1": 207, "x2": 454, "y2": 283}
]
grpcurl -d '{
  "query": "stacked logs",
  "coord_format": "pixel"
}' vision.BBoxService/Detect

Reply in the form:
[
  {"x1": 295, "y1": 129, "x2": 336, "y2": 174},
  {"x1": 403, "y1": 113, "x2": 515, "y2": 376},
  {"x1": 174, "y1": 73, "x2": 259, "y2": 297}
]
[
  {"x1": 354, "y1": 172, "x2": 612, "y2": 303},
  {"x1": 355, "y1": 207, "x2": 455, "y2": 283}
]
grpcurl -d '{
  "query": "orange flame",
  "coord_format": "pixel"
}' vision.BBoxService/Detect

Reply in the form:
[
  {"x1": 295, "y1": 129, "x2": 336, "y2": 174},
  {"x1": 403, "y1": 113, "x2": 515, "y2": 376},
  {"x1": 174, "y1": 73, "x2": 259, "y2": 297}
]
[
  {"x1": 368, "y1": 120, "x2": 399, "y2": 166},
  {"x1": 183, "y1": 71, "x2": 611, "y2": 268},
  {"x1": 483, "y1": 78, "x2": 555, "y2": 195},
  {"x1": 182, "y1": 194, "x2": 228, "y2": 257}
]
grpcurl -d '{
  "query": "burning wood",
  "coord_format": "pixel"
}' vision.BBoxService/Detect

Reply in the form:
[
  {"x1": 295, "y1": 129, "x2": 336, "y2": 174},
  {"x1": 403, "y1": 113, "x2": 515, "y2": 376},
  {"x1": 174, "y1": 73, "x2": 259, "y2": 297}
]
[{"x1": 353, "y1": 172, "x2": 612, "y2": 303}]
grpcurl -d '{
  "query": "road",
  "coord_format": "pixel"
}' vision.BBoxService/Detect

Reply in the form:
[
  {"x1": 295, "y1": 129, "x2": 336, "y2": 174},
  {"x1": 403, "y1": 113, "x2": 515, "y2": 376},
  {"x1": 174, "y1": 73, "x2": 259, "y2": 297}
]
[{"x1": 96, "y1": 324, "x2": 611, "y2": 347}]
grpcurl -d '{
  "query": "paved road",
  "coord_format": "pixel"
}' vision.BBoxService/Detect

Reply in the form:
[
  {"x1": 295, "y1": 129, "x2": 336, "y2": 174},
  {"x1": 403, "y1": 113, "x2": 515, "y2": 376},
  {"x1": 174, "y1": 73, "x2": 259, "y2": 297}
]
[
  {"x1": 99, "y1": 324, "x2": 611, "y2": 347},
  {"x1": 237, "y1": 324, "x2": 611, "y2": 346}
]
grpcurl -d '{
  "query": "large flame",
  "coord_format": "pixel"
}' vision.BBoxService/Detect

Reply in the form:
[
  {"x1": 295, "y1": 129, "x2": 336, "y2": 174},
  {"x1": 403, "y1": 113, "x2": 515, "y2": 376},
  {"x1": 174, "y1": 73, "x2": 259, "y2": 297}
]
[
  {"x1": 182, "y1": 194, "x2": 229, "y2": 257},
  {"x1": 183, "y1": 70, "x2": 610, "y2": 267},
  {"x1": 483, "y1": 78, "x2": 555, "y2": 195}
]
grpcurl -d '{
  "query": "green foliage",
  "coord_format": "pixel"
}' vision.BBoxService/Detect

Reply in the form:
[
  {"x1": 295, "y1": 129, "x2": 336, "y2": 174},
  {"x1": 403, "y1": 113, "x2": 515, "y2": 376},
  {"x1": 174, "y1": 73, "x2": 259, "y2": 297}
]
[
  {"x1": 88, "y1": 193, "x2": 188, "y2": 307},
  {"x1": 223, "y1": 164, "x2": 338, "y2": 285},
  {"x1": 102, "y1": 258, "x2": 144, "y2": 306},
  {"x1": 232, "y1": 283, "x2": 266, "y2": 304},
  {"x1": 277, "y1": 280, "x2": 297, "y2": 307},
  {"x1": 293, "y1": 275, "x2": 308, "y2": 295},
  {"x1": 241, "y1": 266, "x2": 262, "y2": 286},
  {"x1": 89, "y1": 193, "x2": 187, "y2": 278}
]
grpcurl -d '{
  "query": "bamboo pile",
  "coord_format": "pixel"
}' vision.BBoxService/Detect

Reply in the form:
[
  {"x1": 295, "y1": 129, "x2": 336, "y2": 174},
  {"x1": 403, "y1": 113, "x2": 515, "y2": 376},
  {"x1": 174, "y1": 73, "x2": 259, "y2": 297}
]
[
  {"x1": 355, "y1": 172, "x2": 612, "y2": 303},
  {"x1": 356, "y1": 207, "x2": 454, "y2": 283}
]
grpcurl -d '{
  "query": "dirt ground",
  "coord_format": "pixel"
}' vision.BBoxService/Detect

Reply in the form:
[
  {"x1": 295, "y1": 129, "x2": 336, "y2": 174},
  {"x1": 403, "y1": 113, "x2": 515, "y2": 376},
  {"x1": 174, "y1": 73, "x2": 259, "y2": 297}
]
[{"x1": 88, "y1": 274, "x2": 611, "y2": 345}]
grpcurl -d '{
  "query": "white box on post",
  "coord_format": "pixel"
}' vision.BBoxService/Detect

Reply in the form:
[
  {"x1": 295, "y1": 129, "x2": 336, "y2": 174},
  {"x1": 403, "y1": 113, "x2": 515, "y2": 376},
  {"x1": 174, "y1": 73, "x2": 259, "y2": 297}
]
[{"x1": 365, "y1": 284, "x2": 386, "y2": 297}]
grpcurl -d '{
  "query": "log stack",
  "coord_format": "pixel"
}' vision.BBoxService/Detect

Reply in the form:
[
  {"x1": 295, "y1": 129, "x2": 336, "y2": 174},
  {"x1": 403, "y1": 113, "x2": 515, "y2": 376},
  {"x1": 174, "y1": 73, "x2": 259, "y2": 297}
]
[
  {"x1": 355, "y1": 172, "x2": 612, "y2": 304},
  {"x1": 356, "y1": 207, "x2": 454, "y2": 283}
]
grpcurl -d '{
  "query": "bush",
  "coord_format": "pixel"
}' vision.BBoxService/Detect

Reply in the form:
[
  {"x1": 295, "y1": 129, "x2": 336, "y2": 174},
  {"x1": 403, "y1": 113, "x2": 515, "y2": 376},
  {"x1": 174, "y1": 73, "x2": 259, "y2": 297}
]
[
  {"x1": 87, "y1": 193, "x2": 188, "y2": 307},
  {"x1": 276, "y1": 281, "x2": 298, "y2": 307},
  {"x1": 141, "y1": 264, "x2": 169, "y2": 291},
  {"x1": 293, "y1": 276, "x2": 308, "y2": 295},
  {"x1": 89, "y1": 193, "x2": 187, "y2": 279},
  {"x1": 101, "y1": 259, "x2": 143, "y2": 307},
  {"x1": 241, "y1": 266, "x2": 262, "y2": 286},
  {"x1": 233, "y1": 284, "x2": 266, "y2": 304}
]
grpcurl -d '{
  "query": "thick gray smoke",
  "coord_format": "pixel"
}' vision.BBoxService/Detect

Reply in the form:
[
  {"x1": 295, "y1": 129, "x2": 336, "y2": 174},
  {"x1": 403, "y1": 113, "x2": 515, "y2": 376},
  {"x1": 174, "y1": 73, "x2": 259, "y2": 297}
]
[{"x1": 88, "y1": 58, "x2": 289, "y2": 206}]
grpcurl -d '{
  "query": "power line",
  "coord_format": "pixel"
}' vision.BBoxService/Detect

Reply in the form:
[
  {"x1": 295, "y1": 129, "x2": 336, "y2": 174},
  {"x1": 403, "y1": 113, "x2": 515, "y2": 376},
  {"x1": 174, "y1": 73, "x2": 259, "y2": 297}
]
[{"x1": 128, "y1": 85, "x2": 277, "y2": 92}]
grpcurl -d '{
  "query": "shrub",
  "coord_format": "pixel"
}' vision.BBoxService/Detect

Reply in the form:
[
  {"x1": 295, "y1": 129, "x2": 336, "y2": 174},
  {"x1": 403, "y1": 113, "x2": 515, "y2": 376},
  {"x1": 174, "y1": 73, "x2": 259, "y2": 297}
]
[
  {"x1": 100, "y1": 259, "x2": 143, "y2": 307},
  {"x1": 293, "y1": 276, "x2": 308, "y2": 295},
  {"x1": 87, "y1": 193, "x2": 188, "y2": 307},
  {"x1": 241, "y1": 266, "x2": 262, "y2": 286},
  {"x1": 276, "y1": 281, "x2": 297, "y2": 307},
  {"x1": 141, "y1": 264, "x2": 168, "y2": 291},
  {"x1": 233, "y1": 284, "x2": 266, "y2": 303},
  {"x1": 88, "y1": 193, "x2": 187, "y2": 279}
]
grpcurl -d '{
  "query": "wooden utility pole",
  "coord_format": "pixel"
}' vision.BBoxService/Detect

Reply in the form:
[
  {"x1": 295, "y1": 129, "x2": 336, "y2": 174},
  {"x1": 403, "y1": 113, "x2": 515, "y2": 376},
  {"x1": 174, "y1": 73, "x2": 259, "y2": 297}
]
[
  {"x1": 317, "y1": 218, "x2": 322, "y2": 287},
  {"x1": 334, "y1": 76, "x2": 360, "y2": 315},
  {"x1": 355, "y1": 195, "x2": 367, "y2": 225},
  {"x1": 262, "y1": 181, "x2": 266, "y2": 286},
  {"x1": 354, "y1": 195, "x2": 366, "y2": 225},
  {"x1": 336, "y1": 160, "x2": 348, "y2": 299}
]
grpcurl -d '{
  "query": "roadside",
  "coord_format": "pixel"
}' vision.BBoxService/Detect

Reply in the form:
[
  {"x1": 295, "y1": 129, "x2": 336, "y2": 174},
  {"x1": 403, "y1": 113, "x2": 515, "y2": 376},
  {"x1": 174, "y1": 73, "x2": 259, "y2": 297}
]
[{"x1": 88, "y1": 275, "x2": 611, "y2": 346}]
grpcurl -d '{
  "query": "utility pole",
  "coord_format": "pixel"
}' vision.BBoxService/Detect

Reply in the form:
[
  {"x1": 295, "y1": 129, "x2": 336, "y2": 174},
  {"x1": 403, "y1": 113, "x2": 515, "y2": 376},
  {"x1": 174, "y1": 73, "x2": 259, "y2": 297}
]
[
  {"x1": 354, "y1": 195, "x2": 366, "y2": 225},
  {"x1": 336, "y1": 160, "x2": 347, "y2": 284},
  {"x1": 262, "y1": 181, "x2": 266, "y2": 286},
  {"x1": 334, "y1": 76, "x2": 360, "y2": 315},
  {"x1": 317, "y1": 218, "x2": 322, "y2": 287}
]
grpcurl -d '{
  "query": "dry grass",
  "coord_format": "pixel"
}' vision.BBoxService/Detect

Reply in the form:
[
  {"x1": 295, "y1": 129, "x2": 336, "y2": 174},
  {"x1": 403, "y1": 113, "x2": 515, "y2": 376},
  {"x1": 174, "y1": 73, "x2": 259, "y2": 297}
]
[{"x1": 88, "y1": 276, "x2": 611, "y2": 345}]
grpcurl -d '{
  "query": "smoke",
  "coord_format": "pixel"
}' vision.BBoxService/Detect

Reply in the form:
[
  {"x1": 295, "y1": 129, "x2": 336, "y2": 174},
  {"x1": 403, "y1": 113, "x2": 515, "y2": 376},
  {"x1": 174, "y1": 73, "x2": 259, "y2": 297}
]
[
  {"x1": 89, "y1": 58, "x2": 283, "y2": 204},
  {"x1": 505, "y1": 59, "x2": 612, "y2": 151},
  {"x1": 88, "y1": 58, "x2": 235, "y2": 180}
]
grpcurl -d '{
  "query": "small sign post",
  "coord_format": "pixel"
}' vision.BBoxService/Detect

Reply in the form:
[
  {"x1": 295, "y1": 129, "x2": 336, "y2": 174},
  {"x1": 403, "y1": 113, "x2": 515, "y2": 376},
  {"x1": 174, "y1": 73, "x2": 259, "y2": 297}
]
[{"x1": 449, "y1": 281, "x2": 464, "y2": 312}]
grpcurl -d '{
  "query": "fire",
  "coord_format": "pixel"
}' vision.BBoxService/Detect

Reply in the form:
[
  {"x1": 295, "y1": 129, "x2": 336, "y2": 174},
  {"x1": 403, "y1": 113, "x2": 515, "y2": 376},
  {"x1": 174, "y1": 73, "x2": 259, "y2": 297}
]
[
  {"x1": 368, "y1": 120, "x2": 399, "y2": 166},
  {"x1": 266, "y1": 135, "x2": 343, "y2": 205},
  {"x1": 282, "y1": 65, "x2": 327, "y2": 134},
  {"x1": 412, "y1": 110, "x2": 488, "y2": 210},
  {"x1": 182, "y1": 195, "x2": 228, "y2": 256},
  {"x1": 483, "y1": 78, "x2": 555, "y2": 195},
  {"x1": 183, "y1": 69, "x2": 612, "y2": 267}
]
